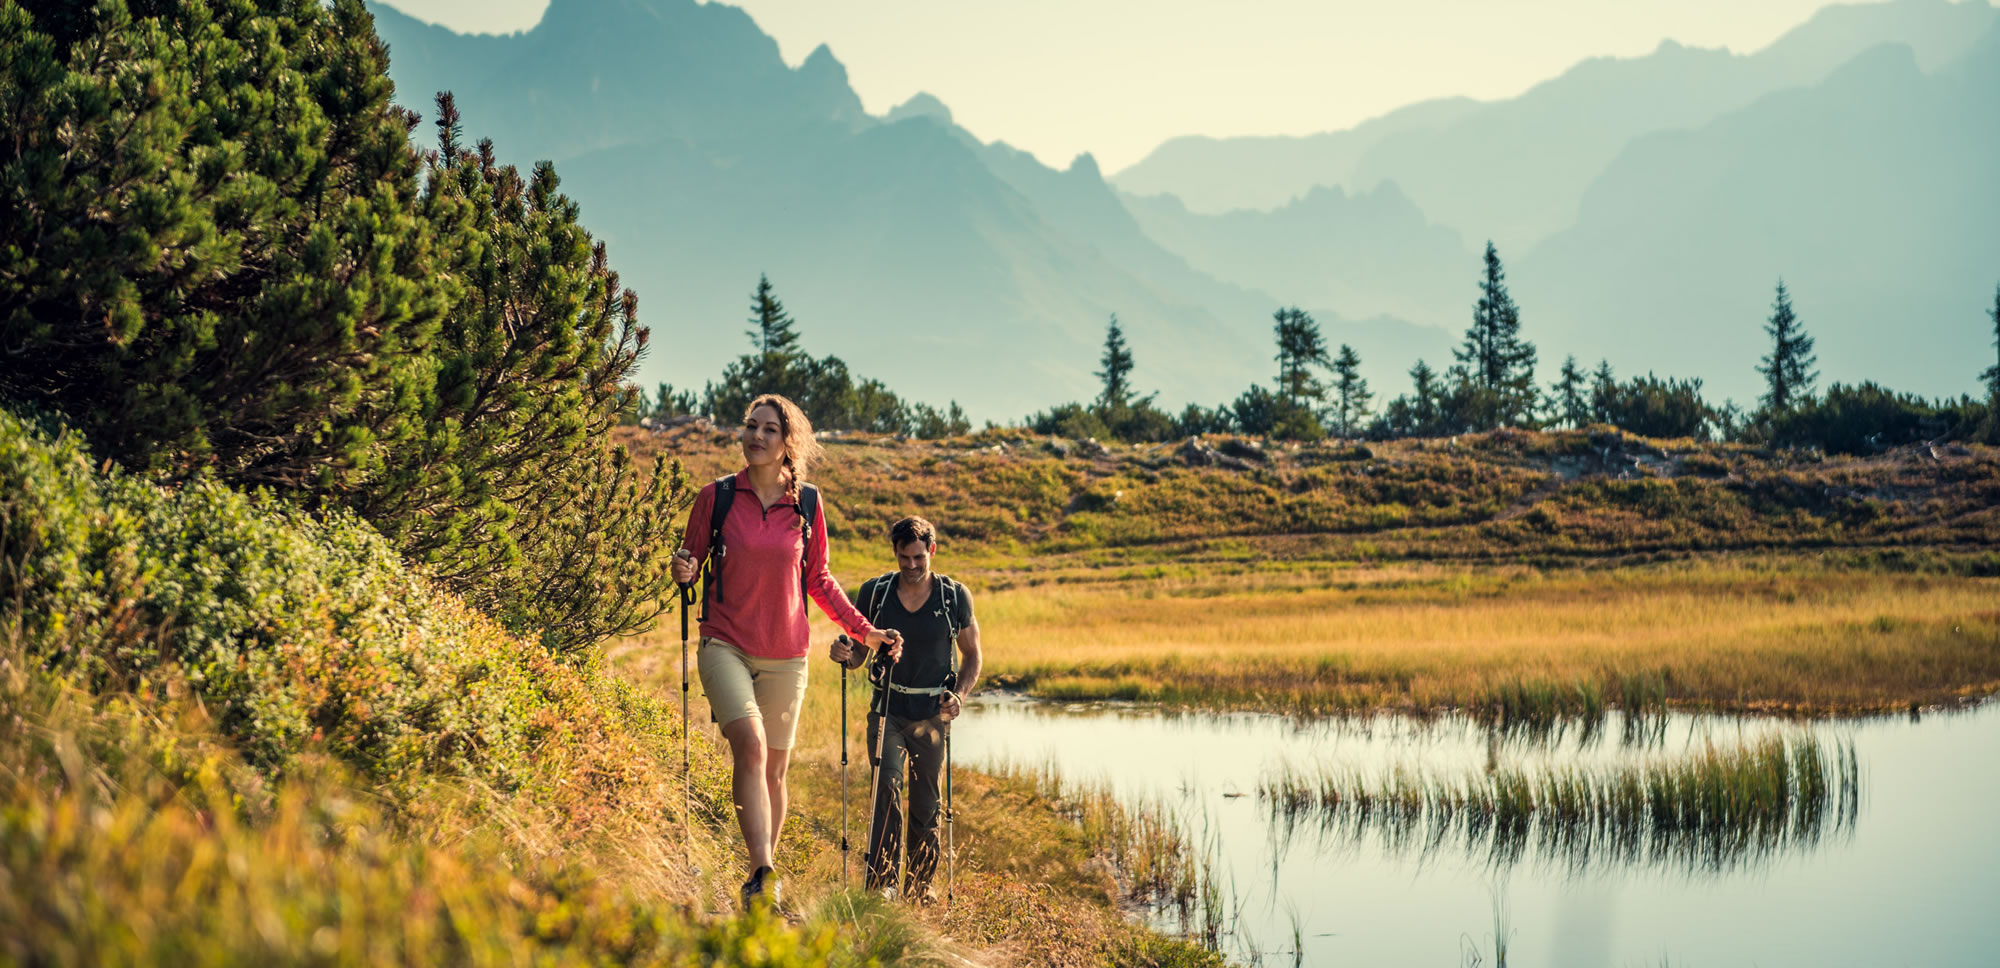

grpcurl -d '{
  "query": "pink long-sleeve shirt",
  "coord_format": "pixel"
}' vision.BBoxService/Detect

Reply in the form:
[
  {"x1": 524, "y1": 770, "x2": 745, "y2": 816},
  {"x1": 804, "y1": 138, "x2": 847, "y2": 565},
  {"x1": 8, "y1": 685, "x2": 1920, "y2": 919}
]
[{"x1": 681, "y1": 472, "x2": 873, "y2": 659}]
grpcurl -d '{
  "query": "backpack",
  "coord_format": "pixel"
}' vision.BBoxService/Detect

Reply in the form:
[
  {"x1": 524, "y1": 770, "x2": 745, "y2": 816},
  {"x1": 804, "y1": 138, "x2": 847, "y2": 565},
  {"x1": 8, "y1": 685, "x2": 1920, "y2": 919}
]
[
  {"x1": 699, "y1": 474, "x2": 820, "y2": 620},
  {"x1": 863, "y1": 572, "x2": 961, "y2": 716}
]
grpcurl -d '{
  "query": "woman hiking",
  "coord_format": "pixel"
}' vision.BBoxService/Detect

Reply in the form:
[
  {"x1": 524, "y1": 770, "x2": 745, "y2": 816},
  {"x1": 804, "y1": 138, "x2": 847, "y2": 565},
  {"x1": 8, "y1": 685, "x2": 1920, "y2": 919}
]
[{"x1": 671, "y1": 393, "x2": 902, "y2": 909}]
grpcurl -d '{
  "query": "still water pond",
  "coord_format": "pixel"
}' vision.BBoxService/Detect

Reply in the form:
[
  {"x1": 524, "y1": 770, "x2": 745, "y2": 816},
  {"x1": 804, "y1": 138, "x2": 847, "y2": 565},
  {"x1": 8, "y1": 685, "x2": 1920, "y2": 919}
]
[{"x1": 954, "y1": 696, "x2": 1999, "y2": 966}]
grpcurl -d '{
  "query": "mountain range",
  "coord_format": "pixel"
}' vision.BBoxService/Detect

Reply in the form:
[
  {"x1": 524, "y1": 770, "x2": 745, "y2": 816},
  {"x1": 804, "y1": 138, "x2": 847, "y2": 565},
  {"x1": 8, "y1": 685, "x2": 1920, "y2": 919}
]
[{"x1": 367, "y1": 0, "x2": 2000, "y2": 420}]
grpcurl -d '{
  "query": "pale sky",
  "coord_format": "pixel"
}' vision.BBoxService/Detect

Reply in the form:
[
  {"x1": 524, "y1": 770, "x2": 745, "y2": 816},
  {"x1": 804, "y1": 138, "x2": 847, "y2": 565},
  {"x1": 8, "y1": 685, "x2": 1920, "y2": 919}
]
[{"x1": 382, "y1": 0, "x2": 1843, "y2": 172}]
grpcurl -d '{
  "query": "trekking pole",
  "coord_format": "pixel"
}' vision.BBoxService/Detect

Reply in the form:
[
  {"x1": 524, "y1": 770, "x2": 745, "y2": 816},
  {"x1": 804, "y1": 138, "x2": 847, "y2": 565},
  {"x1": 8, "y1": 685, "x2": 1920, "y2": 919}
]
[
  {"x1": 679, "y1": 579, "x2": 695, "y2": 860},
  {"x1": 865, "y1": 647, "x2": 899, "y2": 893},
  {"x1": 946, "y1": 655, "x2": 960, "y2": 914},
  {"x1": 945, "y1": 714, "x2": 954, "y2": 913},
  {"x1": 838, "y1": 637, "x2": 851, "y2": 887}
]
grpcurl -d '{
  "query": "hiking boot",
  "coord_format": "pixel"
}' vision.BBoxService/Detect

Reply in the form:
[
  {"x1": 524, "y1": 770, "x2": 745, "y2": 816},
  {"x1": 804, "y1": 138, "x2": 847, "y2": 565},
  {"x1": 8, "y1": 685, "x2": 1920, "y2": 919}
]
[{"x1": 739, "y1": 865, "x2": 779, "y2": 910}]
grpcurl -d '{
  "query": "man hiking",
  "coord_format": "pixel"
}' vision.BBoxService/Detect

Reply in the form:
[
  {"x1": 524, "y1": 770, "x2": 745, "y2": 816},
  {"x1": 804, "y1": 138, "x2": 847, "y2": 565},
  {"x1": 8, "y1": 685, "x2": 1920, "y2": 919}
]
[{"x1": 829, "y1": 516, "x2": 983, "y2": 904}]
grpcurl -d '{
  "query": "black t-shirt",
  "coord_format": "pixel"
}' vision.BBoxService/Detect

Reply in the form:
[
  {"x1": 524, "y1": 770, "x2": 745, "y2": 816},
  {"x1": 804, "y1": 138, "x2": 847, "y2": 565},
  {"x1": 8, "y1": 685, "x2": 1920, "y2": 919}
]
[{"x1": 851, "y1": 574, "x2": 974, "y2": 719}]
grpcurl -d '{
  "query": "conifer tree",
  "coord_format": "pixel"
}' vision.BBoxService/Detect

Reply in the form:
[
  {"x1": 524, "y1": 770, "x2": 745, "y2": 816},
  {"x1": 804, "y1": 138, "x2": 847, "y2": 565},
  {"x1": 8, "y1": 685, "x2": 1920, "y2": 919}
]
[
  {"x1": 1452, "y1": 242, "x2": 1538, "y2": 428},
  {"x1": 1549, "y1": 355, "x2": 1591, "y2": 429},
  {"x1": 1757, "y1": 280, "x2": 1818, "y2": 413},
  {"x1": 1590, "y1": 360, "x2": 1618, "y2": 425},
  {"x1": 746, "y1": 274, "x2": 800, "y2": 357},
  {"x1": 0, "y1": 6, "x2": 692, "y2": 652},
  {"x1": 1983, "y1": 283, "x2": 2000, "y2": 405},
  {"x1": 1273, "y1": 307, "x2": 1331, "y2": 408},
  {"x1": 1331, "y1": 344, "x2": 1372, "y2": 437},
  {"x1": 1409, "y1": 359, "x2": 1441, "y2": 434},
  {"x1": 1095, "y1": 314, "x2": 1135, "y2": 409},
  {"x1": 0, "y1": 0, "x2": 440, "y2": 479}
]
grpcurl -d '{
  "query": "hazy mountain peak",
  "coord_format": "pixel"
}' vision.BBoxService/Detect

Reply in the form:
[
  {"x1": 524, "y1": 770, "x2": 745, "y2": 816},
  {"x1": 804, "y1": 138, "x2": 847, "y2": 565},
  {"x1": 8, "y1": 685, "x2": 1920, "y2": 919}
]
[
  {"x1": 885, "y1": 91, "x2": 954, "y2": 125},
  {"x1": 1760, "y1": 0, "x2": 1998, "y2": 73},
  {"x1": 1066, "y1": 153, "x2": 1102, "y2": 179},
  {"x1": 1298, "y1": 183, "x2": 1349, "y2": 202},
  {"x1": 800, "y1": 42, "x2": 846, "y2": 79},
  {"x1": 1820, "y1": 39, "x2": 1923, "y2": 86}
]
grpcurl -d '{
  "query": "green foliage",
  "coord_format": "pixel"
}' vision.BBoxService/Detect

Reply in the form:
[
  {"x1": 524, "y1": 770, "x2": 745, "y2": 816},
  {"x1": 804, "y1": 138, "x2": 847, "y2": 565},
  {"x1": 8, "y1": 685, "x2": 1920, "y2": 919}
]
[
  {"x1": 1452, "y1": 242, "x2": 1539, "y2": 428},
  {"x1": 1769, "y1": 382, "x2": 1988, "y2": 455},
  {"x1": 1028, "y1": 402, "x2": 1112, "y2": 441},
  {"x1": 1272, "y1": 307, "x2": 1331, "y2": 410},
  {"x1": 356, "y1": 93, "x2": 692, "y2": 651},
  {"x1": 1547, "y1": 355, "x2": 1592, "y2": 430},
  {"x1": 907, "y1": 400, "x2": 972, "y2": 439},
  {"x1": 1231, "y1": 384, "x2": 1322, "y2": 440},
  {"x1": 703, "y1": 276, "x2": 964, "y2": 437},
  {"x1": 1175, "y1": 402, "x2": 1235, "y2": 437},
  {"x1": 1027, "y1": 316, "x2": 1187, "y2": 443},
  {"x1": 629, "y1": 382, "x2": 701, "y2": 425},
  {"x1": 1983, "y1": 283, "x2": 2000, "y2": 428},
  {"x1": 1757, "y1": 279, "x2": 1818, "y2": 415},
  {"x1": 1096, "y1": 313, "x2": 1136, "y2": 409},
  {"x1": 0, "y1": 0, "x2": 440, "y2": 481},
  {"x1": 1330, "y1": 343, "x2": 1371, "y2": 437},
  {"x1": 1028, "y1": 398, "x2": 1183, "y2": 444},
  {"x1": 0, "y1": 407, "x2": 722, "y2": 811},
  {"x1": 1377, "y1": 359, "x2": 1447, "y2": 438},
  {"x1": 1595, "y1": 372, "x2": 1717, "y2": 440},
  {"x1": 0, "y1": 6, "x2": 689, "y2": 652},
  {"x1": 745, "y1": 273, "x2": 800, "y2": 356}
]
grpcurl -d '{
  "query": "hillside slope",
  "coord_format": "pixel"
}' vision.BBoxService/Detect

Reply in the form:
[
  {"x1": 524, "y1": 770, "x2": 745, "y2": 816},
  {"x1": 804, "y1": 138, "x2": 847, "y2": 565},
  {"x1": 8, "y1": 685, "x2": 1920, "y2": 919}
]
[{"x1": 624, "y1": 423, "x2": 2000, "y2": 567}]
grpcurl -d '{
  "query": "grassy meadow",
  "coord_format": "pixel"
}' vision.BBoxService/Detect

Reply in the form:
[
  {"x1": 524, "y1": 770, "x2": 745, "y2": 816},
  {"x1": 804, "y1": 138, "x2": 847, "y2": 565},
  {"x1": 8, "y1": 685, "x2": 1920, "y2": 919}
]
[
  {"x1": 971, "y1": 561, "x2": 2000, "y2": 717},
  {"x1": 633, "y1": 422, "x2": 2000, "y2": 719}
]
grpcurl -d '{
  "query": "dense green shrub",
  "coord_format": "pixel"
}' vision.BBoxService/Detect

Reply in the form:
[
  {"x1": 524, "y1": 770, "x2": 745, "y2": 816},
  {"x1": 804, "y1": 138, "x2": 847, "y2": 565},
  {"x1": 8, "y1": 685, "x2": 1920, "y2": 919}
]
[
  {"x1": 1597, "y1": 373, "x2": 1717, "y2": 440},
  {"x1": 1768, "y1": 382, "x2": 1988, "y2": 454},
  {"x1": 1230, "y1": 384, "x2": 1323, "y2": 439},
  {"x1": 0, "y1": 0, "x2": 440, "y2": 481},
  {"x1": 0, "y1": 3, "x2": 688, "y2": 650},
  {"x1": 0, "y1": 407, "x2": 719, "y2": 813}
]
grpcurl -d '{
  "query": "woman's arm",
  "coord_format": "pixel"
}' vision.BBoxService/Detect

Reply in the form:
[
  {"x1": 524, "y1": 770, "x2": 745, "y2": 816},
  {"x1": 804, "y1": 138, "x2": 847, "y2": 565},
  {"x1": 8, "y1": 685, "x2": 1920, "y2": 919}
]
[
  {"x1": 804, "y1": 508, "x2": 880, "y2": 642},
  {"x1": 671, "y1": 483, "x2": 716, "y2": 586}
]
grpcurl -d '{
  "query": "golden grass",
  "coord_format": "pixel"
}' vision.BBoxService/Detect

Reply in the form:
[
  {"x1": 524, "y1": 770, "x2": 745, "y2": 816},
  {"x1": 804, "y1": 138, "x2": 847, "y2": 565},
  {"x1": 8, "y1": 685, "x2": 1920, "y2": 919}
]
[
  {"x1": 966, "y1": 561, "x2": 2000, "y2": 716},
  {"x1": 600, "y1": 632, "x2": 1226, "y2": 968}
]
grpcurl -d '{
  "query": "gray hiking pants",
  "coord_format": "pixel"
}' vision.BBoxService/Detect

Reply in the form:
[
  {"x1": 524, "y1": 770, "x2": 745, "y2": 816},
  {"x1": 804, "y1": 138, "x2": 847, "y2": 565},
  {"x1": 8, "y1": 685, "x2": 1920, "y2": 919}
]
[{"x1": 864, "y1": 710, "x2": 948, "y2": 896}]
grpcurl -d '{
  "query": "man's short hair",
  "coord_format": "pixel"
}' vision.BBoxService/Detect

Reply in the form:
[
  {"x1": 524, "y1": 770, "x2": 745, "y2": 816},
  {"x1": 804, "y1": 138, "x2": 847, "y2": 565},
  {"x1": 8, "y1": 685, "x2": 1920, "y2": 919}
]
[{"x1": 889, "y1": 516, "x2": 938, "y2": 549}]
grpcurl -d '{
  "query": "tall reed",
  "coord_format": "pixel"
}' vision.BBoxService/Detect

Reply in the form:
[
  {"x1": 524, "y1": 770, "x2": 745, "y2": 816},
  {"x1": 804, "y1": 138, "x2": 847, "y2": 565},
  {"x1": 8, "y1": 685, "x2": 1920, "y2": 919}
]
[{"x1": 1260, "y1": 733, "x2": 1860, "y2": 875}]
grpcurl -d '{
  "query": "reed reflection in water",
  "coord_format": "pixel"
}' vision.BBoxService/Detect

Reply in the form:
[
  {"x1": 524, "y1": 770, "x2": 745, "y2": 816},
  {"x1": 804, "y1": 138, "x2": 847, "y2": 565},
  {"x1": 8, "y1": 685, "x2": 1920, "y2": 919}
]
[{"x1": 1260, "y1": 733, "x2": 1860, "y2": 875}]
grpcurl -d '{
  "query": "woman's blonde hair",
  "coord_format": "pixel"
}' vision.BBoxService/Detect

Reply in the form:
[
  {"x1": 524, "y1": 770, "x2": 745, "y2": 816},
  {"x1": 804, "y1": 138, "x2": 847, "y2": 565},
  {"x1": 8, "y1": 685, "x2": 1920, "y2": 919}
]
[{"x1": 744, "y1": 393, "x2": 824, "y2": 499}]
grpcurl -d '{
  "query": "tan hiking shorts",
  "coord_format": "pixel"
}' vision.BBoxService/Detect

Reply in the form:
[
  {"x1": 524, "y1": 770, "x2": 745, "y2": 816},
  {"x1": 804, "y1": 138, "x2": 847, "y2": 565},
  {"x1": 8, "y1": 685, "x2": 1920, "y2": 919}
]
[{"x1": 697, "y1": 637, "x2": 809, "y2": 750}]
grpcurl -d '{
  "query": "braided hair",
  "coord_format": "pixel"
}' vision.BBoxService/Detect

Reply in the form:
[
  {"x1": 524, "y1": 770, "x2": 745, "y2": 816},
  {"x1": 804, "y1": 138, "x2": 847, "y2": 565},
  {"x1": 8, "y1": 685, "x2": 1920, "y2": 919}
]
[{"x1": 744, "y1": 393, "x2": 824, "y2": 506}]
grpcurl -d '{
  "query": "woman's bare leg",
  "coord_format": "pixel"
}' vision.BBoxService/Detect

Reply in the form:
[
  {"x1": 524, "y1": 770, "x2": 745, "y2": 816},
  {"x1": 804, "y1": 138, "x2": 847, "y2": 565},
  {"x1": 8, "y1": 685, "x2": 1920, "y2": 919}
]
[
  {"x1": 721, "y1": 718, "x2": 773, "y2": 869},
  {"x1": 764, "y1": 747, "x2": 792, "y2": 857}
]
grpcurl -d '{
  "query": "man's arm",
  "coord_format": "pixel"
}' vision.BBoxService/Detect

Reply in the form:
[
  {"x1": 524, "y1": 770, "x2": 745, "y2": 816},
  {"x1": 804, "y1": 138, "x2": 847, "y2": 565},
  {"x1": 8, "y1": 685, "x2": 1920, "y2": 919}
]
[
  {"x1": 942, "y1": 619, "x2": 981, "y2": 721},
  {"x1": 829, "y1": 579, "x2": 876, "y2": 668}
]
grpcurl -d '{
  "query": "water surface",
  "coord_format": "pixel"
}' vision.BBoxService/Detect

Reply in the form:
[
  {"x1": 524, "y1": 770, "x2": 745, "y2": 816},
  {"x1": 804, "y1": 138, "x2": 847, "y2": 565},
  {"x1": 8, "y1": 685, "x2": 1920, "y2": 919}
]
[{"x1": 955, "y1": 696, "x2": 1999, "y2": 966}]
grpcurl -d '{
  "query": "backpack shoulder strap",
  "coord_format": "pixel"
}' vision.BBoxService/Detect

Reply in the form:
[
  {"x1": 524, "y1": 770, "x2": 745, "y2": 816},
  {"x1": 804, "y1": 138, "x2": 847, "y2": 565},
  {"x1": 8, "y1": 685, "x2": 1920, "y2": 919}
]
[
  {"x1": 701, "y1": 475, "x2": 738, "y2": 612},
  {"x1": 867, "y1": 571, "x2": 898, "y2": 626},
  {"x1": 797, "y1": 482, "x2": 819, "y2": 531},
  {"x1": 935, "y1": 574, "x2": 960, "y2": 643},
  {"x1": 708, "y1": 474, "x2": 737, "y2": 552},
  {"x1": 795, "y1": 483, "x2": 821, "y2": 613}
]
